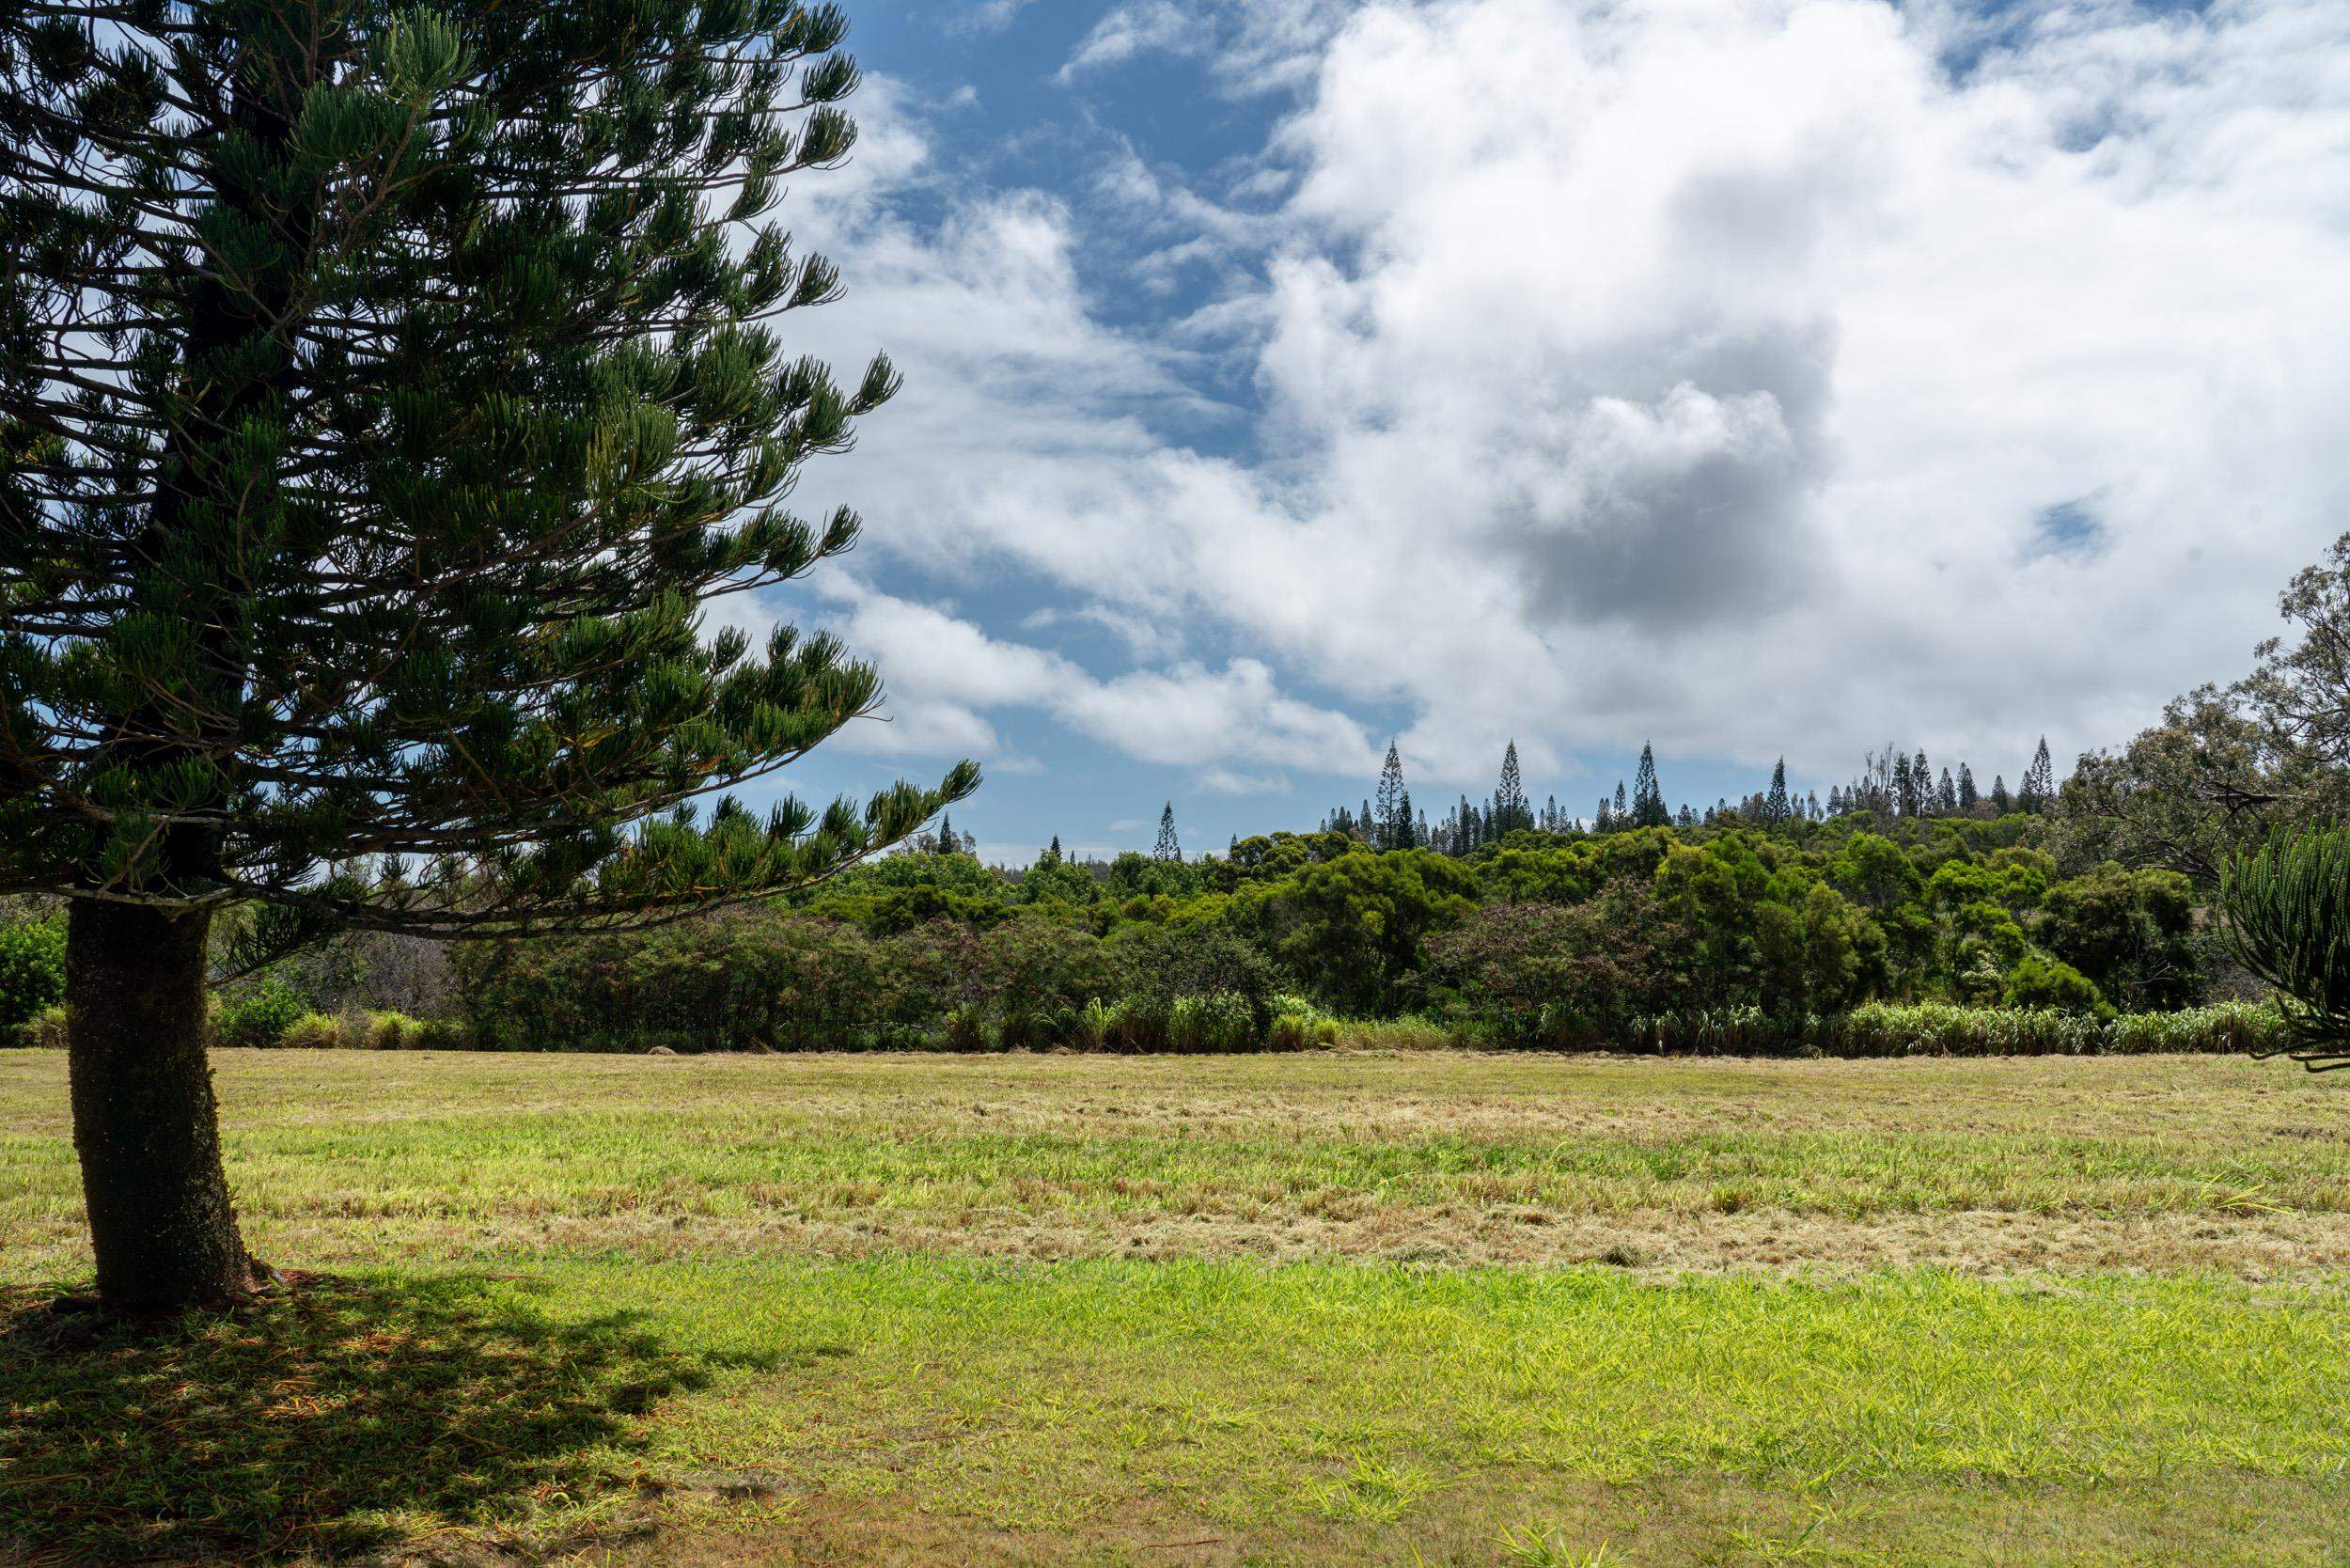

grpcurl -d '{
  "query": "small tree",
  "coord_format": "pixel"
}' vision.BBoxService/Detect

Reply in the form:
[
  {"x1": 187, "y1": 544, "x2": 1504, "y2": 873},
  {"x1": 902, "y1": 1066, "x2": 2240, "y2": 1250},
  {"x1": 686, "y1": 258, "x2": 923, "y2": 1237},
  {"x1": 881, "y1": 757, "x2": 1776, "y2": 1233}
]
[
  {"x1": 2221, "y1": 826, "x2": 2350, "y2": 1069},
  {"x1": 1, "y1": 3, "x2": 973, "y2": 1309}
]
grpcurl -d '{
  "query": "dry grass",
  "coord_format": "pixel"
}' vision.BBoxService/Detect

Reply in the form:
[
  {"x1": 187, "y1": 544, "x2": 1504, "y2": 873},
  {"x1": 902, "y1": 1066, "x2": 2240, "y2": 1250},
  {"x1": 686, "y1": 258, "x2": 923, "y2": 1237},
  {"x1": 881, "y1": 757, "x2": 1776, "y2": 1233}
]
[{"x1": 6, "y1": 1048, "x2": 2345, "y2": 1281}]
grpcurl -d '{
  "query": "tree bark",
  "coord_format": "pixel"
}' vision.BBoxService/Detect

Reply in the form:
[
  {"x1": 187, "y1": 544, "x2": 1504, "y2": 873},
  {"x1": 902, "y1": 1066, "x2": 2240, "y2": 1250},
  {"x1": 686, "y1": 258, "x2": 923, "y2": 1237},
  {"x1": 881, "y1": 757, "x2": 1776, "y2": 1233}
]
[{"x1": 66, "y1": 899, "x2": 264, "y2": 1311}]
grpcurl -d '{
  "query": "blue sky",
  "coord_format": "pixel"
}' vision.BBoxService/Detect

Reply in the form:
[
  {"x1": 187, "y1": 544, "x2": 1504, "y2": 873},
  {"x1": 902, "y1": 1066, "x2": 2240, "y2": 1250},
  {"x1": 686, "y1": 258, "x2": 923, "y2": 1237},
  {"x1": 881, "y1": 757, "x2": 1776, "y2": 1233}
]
[{"x1": 723, "y1": 0, "x2": 2350, "y2": 864}]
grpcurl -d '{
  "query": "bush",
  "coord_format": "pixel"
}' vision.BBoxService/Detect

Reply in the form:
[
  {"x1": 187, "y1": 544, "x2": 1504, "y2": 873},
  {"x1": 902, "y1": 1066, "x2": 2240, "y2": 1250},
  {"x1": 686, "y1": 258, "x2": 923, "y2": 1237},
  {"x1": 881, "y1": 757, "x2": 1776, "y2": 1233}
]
[
  {"x1": 1822, "y1": 1003, "x2": 2106, "y2": 1058},
  {"x1": 2104, "y1": 1001, "x2": 2286, "y2": 1056},
  {"x1": 0, "y1": 917, "x2": 65, "y2": 1031},
  {"x1": 280, "y1": 1012, "x2": 346, "y2": 1049},
  {"x1": 213, "y1": 980, "x2": 309, "y2": 1048},
  {"x1": 10, "y1": 1004, "x2": 69, "y2": 1049},
  {"x1": 2001, "y1": 953, "x2": 2113, "y2": 1019}
]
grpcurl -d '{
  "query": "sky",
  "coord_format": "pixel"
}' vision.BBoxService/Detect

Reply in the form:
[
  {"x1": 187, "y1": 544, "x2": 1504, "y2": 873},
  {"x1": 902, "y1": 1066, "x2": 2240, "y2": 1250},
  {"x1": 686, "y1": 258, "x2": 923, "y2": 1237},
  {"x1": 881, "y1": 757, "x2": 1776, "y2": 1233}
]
[{"x1": 721, "y1": 0, "x2": 2350, "y2": 865}]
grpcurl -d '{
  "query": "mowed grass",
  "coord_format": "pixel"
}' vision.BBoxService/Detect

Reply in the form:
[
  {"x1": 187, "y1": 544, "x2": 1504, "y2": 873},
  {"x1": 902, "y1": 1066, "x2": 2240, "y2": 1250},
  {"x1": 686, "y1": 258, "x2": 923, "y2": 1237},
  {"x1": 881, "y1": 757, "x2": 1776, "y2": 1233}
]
[{"x1": 4, "y1": 1049, "x2": 2349, "y2": 1564}]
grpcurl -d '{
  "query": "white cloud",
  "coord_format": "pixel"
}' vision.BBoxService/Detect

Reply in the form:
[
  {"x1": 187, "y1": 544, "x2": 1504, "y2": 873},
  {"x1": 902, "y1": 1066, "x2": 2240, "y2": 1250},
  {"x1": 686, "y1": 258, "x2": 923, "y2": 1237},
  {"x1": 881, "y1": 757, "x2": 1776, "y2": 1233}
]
[
  {"x1": 787, "y1": 2, "x2": 2350, "y2": 790},
  {"x1": 731, "y1": 573, "x2": 1379, "y2": 781},
  {"x1": 949, "y1": 0, "x2": 1035, "y2": 37}
]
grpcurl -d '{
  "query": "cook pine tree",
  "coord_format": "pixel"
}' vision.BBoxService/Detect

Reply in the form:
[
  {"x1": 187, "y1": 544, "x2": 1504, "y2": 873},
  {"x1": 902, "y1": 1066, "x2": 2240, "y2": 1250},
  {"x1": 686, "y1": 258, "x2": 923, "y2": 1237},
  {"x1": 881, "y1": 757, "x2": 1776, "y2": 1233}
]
[
  {"x1": 1154, "y1": 803, "x2": 1182, "y2": 862},
  {"x1": 1631, "y1": 743, "x2": 1668, "y2": 827},
  {"x1": 1492, "y1": 740, "x2": 1531, "y2": 836},
  {"x1": 1374, "y1": 740, "x2": 1405, "y2": 849},
  {"x1": 0, "y1": 2, "x2": 975, "y2": 1311}
]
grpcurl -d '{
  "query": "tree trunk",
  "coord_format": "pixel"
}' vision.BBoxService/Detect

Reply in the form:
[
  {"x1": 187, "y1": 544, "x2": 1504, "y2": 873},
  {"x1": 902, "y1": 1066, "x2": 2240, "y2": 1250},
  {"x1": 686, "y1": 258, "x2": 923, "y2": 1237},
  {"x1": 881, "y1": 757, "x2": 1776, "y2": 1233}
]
[{"x1": 66, "y1": 899, "x2": 264, "y2": 1311}]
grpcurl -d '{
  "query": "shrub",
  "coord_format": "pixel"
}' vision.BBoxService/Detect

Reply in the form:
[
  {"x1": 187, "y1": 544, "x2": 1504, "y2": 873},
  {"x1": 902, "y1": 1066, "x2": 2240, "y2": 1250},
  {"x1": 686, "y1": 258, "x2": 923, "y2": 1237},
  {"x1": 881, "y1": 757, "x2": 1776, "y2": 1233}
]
[
  {"x1": 279, "y1": 1012, "x2": 344, "y2": 1049},
  {"x1": 2001, "y1": 953, "x2": 2113, "y2": 1019},
  {"x1": 213, "y1": 980, "x2": 310, "y2": 1048},
  {"x1": 1267, "y1": 994, "x2": 1340, "y2": 1052},
  {"x1": 2104, "y1": 1001, "x2": 2286, "y2": 1056},
  {"x1": 11, "y1": 1004, "x2": 69, "y2": 1049},
  {"x1": 0, "y1": 917, "x2": 65, "y2": 1031},
  {"x1": 1822, "y1": 1003, "x2": 2104, "y2": 1058},
  {"x1": 1166, "y1": 992, "x2": 1257, "y2": 1054}
]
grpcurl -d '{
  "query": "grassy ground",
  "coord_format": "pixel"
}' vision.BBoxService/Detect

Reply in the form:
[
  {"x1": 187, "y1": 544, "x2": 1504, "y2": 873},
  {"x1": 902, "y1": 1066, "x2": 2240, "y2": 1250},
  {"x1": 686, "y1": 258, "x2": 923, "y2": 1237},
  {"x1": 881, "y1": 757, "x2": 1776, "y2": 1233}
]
[{"x1": 4, "y1": 1048, "x2": 2347, "y2": 1564}]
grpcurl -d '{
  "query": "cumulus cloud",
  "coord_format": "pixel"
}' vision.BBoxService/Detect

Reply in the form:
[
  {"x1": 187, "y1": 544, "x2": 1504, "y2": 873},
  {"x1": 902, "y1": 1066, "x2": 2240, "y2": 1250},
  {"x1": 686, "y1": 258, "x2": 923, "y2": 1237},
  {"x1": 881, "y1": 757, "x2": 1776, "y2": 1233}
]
[
  {"x1": 778, "y1": 0, "x2": 2350, "y2": 792},
  {"x1": 733, "y1": 575, "x2": 1379, "y2": 788}
]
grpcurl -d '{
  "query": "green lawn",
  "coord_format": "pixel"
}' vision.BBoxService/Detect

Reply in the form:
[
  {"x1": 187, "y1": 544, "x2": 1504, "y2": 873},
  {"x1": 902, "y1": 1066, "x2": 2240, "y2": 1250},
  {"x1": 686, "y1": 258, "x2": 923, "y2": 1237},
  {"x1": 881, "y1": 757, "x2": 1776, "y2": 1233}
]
[{"x1": 4, "y1": 1049, "x2": 2348, "y2": 1564}]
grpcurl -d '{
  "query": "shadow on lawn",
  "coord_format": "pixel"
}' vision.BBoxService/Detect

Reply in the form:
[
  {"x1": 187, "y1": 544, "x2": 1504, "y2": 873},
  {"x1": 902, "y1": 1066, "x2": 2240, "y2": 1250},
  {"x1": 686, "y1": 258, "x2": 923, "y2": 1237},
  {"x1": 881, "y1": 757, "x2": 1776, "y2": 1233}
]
[{"x1": 0, "y1": 1273, "x2": 741, "y2": 1563}]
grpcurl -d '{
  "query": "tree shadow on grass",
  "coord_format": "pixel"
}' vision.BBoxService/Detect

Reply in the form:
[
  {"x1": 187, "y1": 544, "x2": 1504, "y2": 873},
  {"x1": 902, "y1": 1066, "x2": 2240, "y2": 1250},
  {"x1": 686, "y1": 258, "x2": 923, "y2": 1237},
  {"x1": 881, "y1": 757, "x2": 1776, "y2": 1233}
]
[{"x1": 0, "y1": 1272, "x2": 746, "y2": 1564}]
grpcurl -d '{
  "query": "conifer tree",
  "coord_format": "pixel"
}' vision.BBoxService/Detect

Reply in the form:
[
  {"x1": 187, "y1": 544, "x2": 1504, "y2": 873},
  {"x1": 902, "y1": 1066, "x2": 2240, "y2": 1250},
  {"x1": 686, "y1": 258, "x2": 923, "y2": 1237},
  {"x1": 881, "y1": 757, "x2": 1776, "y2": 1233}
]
[
  {"x1": 2021, "y1": 736, "x2": 2056, "y2": 812},
  {"x1": 1992, "y1": 775, "x2": 2014, "y2": 813},
  {"x1": 0, "y1": 1, "x2": 974, "y2": 1309},
  {"x1": 1936, "y1": 768, "x2": 1957, "y2": 815},
  {"x1": 1375, "y1": 740, "x2": 1405, "y2": 849},
  {"x1": 1395, "y1": 790, "x2": 1417, "y2": 848},
  {"x1": 1631, "y1": 744, "x2": 1668, "y2": 828},
  {"x1": 1154, "y1": 803, "x2": 1182, "y2": 862},
  {"x1": 1764, "y1": 758, "x2": 1790, "y2": 824},
  {"x1": 1956, "y1": 764, "x2": 1980, "y2": 812},
  {"x1": 1493, "y1": 740, "x2": 1530, "y2": 836}
]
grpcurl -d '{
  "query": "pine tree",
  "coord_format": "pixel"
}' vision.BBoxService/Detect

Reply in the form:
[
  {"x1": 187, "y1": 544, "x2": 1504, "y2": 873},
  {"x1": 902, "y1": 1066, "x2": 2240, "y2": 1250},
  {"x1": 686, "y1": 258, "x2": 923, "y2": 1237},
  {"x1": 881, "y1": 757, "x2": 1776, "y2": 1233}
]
[
  {"x1": 1764, "y1": 758, "x2": 1791, "y2": 824},
  {"x1": 1154, "y1": 803, "x2": 1182, "y2": 862},
  {"x1": 1631, "y1": 744, "x2": 1668, "y2": 828},
  {"x1": 1493, "y1": 741, "x2": 1531, "y2": 836},
  {"x1": 1046, "y1": 836, "x2": 1064, "y2": 863},
  {"x1": 1991, "y1": 775, "x2": 2014, "y2": 814},
  {"x1": 1936, "y1": 768, "x2": 1958, "y2": 815},
  {"x1": 1375, "y1": 741, "x2": 1406, "y2": 849},
  {"x1": 2021, "y1": 736, "x2": 2057, "y2": 812},
  {"x1": 934, "y1": 812, "x2": 961, "y2": 855},
  {"x1": 1956, "y1": 764, "x2": 1979, "y2": 812},
  {"x1": 0, "y1": 4, "x2": 974, "y2": 1310},
  {"x1": 1396, "y1": 790, "x2": 1418, "y2": 848}
]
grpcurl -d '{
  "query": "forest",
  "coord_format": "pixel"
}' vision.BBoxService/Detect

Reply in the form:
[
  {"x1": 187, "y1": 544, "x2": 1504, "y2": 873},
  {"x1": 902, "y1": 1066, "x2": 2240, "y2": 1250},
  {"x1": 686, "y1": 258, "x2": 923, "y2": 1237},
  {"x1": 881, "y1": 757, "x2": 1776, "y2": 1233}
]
[{"x1": 9, "y1": 529, "x2": 2342, "y2": 1063}]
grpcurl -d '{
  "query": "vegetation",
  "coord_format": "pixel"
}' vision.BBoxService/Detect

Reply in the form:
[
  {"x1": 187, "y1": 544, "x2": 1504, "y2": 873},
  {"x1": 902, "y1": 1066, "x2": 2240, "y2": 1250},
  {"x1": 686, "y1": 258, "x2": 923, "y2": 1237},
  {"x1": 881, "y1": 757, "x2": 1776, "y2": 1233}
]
[
  {"x1": 0, "y1": 3, "x2": 967, "y2": 1309},
  {"x1": 2223, "y1": 825, "x2": 2350, "y2": 1069},
  {"x1": 4, "y1": 1050, "x2": 2346, "y2": 1563},
  {"x1": 346, "y1": 810, "x2": 2232, "y2": 1055}
]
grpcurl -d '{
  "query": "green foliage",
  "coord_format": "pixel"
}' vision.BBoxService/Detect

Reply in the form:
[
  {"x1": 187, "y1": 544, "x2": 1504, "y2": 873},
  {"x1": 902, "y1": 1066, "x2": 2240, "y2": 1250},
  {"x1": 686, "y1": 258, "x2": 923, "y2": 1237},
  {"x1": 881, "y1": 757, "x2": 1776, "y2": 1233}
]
[
  {"x1": 212, "y1": 980, "x2": 308, "y2": 1049},
  {"x1": 2037, "y1": 864, "x2": 2200, "y2": 1010},
  {"x1": 2001, "y1": 953, "x2": 2114, "y2": 1019},
  {"x1": 1, "y1": 0, "x2": 971, "y2": 936},
  {"x1": 0, "y1": 916, "x2": 65, "y2": 1029},
  {"x1": 2221, "y1": 825, "x2": 2350, "y2": 1068},
  {"x1": 1235, "y1": 849, "x2": 1478, "y2": 1014}
]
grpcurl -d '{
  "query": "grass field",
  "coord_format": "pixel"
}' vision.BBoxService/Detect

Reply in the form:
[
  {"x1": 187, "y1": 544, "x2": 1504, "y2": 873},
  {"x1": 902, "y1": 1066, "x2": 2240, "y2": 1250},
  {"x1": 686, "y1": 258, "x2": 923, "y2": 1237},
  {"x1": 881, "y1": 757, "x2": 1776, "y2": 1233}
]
[{"x1": 4, "y1": 1049, "x2": 2348, "y2": 1564}]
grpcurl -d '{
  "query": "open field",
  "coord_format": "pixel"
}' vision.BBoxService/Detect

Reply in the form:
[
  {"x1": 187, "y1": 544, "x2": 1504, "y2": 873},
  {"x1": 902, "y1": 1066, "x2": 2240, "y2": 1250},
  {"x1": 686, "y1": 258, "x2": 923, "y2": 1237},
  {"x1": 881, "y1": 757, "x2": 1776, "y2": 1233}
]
[{"x1": 6, "y1": 1048, "x2": 2350, "y2": 1564}]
